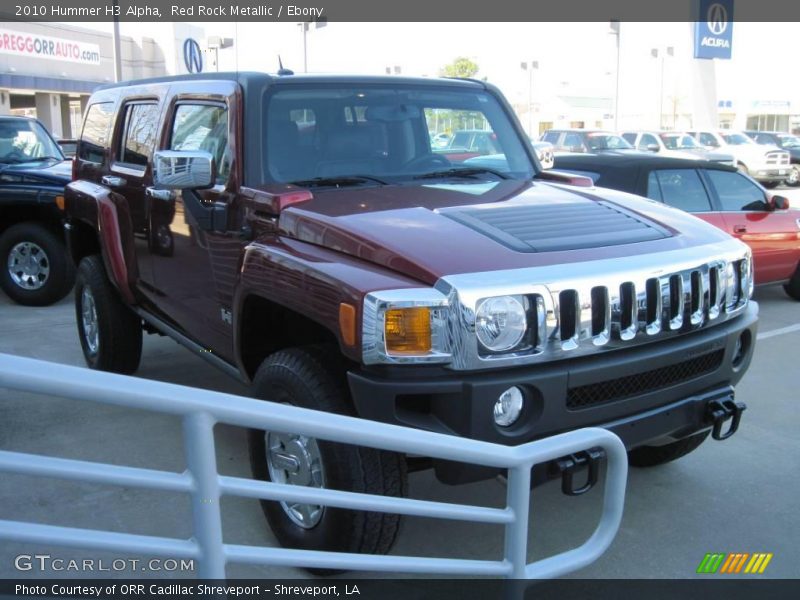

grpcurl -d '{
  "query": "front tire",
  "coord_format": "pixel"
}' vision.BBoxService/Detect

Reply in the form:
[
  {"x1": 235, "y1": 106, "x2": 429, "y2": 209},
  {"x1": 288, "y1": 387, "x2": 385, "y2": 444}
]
[
  {"x1": 784, "y1": 264, "x2": 800, "y2": 301},
  {"x1": 786, "y1": 164, "x2": 800, "y2": 187},
  {"x1": 248, "y1": 346, "x2": 407, "y2": 563},
  {"x1": 74, "y1": 255, "x2": 142, "y2": 374},
  {"x1": 0, "y1": 222, "x2": 75, "y2": 306},
  {"x1": 628, "y1": 431, "x2": 710, "y2": 467}
]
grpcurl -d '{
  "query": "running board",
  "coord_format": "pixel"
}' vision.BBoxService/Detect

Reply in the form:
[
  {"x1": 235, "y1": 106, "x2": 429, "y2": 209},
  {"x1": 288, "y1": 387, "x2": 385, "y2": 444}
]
[{"x1": 134, "y1": 309, "x2": 244, "y2": 382}]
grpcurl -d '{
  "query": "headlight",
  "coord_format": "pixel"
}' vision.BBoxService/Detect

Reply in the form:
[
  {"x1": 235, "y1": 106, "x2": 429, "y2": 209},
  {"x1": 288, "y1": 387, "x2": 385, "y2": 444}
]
[{"x1": 475, "y1": 295, "x2": 527, "y2": 352}]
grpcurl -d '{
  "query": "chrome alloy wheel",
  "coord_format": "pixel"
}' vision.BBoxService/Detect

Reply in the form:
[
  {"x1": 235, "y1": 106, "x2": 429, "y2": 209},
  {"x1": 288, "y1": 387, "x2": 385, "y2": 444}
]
[
  {"x1": 265, "y1": 431, "x2": 326, "y2": 529},
  {"x1": 7, "y1": 242, "x2": 50, "y2": 290},
  {"x1": 80, "y1": 286, "x2": 99, "y2": 356}
]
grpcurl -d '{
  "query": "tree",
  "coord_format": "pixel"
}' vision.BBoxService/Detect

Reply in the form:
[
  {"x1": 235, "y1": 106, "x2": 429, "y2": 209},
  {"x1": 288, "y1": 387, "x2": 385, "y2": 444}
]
[{"x1": 440, "y1": 57, "x2": 479, "y2": 79}]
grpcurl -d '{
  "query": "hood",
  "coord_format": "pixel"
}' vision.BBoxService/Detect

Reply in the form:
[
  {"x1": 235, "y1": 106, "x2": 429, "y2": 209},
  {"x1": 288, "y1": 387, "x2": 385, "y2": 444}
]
[
  {"x1": 0, "y1": 158, "x2": 71, "y2": 186},
  {"x1": 276, "y1": 180, "x2": 732, "y2": 285}
]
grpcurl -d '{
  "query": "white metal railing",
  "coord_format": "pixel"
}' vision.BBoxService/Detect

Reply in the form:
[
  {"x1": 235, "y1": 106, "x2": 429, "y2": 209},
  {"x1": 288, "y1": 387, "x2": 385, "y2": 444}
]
[{"x1": 0, "y1": 353, "x2": 628, "y2": 578}]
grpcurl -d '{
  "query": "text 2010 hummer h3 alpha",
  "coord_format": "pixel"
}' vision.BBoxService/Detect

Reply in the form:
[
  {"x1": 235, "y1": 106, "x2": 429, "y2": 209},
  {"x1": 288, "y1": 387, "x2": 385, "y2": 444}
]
[{"x1": 65, "y1": 73, "x2": 757, "y2": 556}]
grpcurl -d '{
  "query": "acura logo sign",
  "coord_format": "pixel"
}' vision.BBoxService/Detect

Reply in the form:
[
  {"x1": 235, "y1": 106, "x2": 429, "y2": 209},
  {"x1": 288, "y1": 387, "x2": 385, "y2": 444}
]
[{"x1": 707, "y1": 3, "x2": 729, "y2": 35}]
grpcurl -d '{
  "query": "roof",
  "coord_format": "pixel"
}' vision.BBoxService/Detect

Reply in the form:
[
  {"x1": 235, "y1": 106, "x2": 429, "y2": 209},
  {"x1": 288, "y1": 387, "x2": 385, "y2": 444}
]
[
  {"x1": 95, "y1": 71, "x2": 487, "y2": 92},
  {"x1": 553, "y1": 152, "x2": 737, "y2": 172}
]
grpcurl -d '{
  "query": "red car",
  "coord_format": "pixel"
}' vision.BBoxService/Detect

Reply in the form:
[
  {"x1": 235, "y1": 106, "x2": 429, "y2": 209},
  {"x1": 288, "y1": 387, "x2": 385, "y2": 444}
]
[{"x1": 553, "y1": 153, "x2": 800, "y2": 299}]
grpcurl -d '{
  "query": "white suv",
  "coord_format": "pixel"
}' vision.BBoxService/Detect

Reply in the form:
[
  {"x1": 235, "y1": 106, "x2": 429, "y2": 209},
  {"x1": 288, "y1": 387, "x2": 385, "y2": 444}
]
[{"x1": 688, "y1": 130, "x2": 790, "y2": 186}]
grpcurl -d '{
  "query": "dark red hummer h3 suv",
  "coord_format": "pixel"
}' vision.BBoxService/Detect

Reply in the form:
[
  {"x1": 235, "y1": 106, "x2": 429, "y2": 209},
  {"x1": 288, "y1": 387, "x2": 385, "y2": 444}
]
[{"x1": 65, "y1": 72, "x2": 757, "y2": 557}]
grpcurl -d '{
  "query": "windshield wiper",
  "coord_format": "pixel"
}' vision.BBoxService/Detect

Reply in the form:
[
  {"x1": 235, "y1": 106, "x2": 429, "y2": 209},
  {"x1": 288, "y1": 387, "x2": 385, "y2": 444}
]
[
  {"x1": 24, "y1": 156, "x2": 63, "y2": 162},
  {"x1": 289, "y1": 175, "x2": 389, "y2": 188},
  {"x1": 413, "y1": 167, "x2": 509, "y2": 180}
]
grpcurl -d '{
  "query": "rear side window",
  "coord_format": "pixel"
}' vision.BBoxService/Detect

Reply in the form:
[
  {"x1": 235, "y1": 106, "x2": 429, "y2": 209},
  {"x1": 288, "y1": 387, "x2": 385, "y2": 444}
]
[
  {"x1": 118, "y1": 103, "x2": 159, "y2": 168},
  {"x1": 79, "y1": 102, "x2": 113, "y2": 163},
  {"x1": 541, "y1": 131, "x2": 560, "y2": 144},
  {"x1": 706, "y1": 170, "x2": 767, "y2": 211},
  {"x1": 698, "y1": 132, "x2": 719, "y2": 148},
  {"x1": 170, "y1": 103, "x2": 230, "y2": 184},
  {"x1": 650, "y1": 169, "x2": 712, "y2": 212}
]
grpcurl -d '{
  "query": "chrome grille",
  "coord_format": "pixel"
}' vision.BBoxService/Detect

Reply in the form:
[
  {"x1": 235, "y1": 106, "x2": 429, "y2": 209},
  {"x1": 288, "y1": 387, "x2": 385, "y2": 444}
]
[
  {"x1": 435, "y1": 242, "x2": 752, "y2": 371},
  {"x1": 766, "y1": 151, "x2": 790, "y2": 166}
]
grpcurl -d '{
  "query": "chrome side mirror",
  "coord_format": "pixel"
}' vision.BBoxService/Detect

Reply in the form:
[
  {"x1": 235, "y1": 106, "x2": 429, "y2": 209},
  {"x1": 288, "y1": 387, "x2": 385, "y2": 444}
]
[{"x1": 153, "y1": 150, "x2": 215, "y2": 190}]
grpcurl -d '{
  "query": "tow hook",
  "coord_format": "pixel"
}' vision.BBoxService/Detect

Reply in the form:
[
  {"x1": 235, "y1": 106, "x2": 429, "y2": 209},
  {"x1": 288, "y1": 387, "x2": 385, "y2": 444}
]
[
  {"x1": 553, "y1": 447, "x2": 606, "y2": 496},
  {"x1": 706, "y1": 397, "x2": 747, "y2": 441}
]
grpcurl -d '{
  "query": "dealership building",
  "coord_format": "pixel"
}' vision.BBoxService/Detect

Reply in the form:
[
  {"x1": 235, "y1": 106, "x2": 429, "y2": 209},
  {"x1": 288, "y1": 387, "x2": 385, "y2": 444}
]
[{"x1": 0, "y1": 22, "x2": 205, "y2": 139}]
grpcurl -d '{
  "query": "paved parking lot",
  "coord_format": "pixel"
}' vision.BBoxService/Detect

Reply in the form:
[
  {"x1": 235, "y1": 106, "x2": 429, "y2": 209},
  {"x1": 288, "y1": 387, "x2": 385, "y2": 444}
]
[{"x1": 0, "y1": 190, "x2": 798, "y2": 579}]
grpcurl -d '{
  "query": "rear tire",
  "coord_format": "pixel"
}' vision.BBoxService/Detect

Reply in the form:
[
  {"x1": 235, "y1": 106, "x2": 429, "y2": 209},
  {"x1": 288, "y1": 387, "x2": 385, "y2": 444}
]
[
  {"x1": 0, "y1": 222, "x2": 75, "y2": 306},
  {"x1": 762, "y1": 181, "x2": 780, "y2": 189},
  {"x1": 248, "y1": 346, "x2": 406, "y2": 569},
  {"x1": 628, "y1": 431, "x2": 710, "y2": 467},
  {"x1": 74, "y1": 255, "x2": 142, "y2": 374}
]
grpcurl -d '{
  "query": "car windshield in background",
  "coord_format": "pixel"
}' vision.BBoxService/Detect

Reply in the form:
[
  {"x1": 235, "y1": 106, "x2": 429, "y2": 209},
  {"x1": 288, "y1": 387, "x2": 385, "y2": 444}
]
[
  {"x1": 585, "y1": 133, "x2": 633, "y2": 150},
  {"x1": 776, "y1": 135, "x2": 800, "y2": 148},
  {"x1": 721, "y1": 133, "x2": 753, "y2": 145},
  {"x1": 263, "y1": 86, "x2": 534, "y2": 186},
  {"x1": 661, "y1": 134, "x2": 702, "y2": 150},
  {"x1": 0, "y1": 119, "x2": 63, "y2": 164}
]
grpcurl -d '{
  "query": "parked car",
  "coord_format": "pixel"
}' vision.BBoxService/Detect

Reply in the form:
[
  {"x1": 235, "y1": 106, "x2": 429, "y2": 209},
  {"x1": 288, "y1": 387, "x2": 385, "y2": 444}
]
[
  {"x1": 429, "y1": 131, "x2": 452, "y2": 149},
  {"x1": 540, "y1": 128, "x2": 636, "y2": 154},
  {"x1": 66, "y1": 72, "x2": 756, "y2": 558},
  {"x1": 553, "y1": 152, "x2": 800, "y2": 299},
  {"x1": 463, "y1": 140, "x2": 554, "y2": 171},
  {"x1": 743, "y1": 130, "x2": 800, "y2": 187},
  {"x1": 0, "y1": 115, "x2": 74, "y2": 305},
  {"x1": 56, "y1": 138, "x2": 78, "y2": 158},
  {"x1": 621, "y1": 131, "x2": 735, "y2": 165},
  {"x1": 687, "y1": 130, "x2": 790, "y2": 187}
]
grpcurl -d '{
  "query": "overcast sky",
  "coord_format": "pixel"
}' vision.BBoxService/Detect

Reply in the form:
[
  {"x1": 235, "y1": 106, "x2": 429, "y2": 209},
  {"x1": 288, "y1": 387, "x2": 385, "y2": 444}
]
[{"x1": 74, "y1": 21, "x2": 800, "y2": 113}]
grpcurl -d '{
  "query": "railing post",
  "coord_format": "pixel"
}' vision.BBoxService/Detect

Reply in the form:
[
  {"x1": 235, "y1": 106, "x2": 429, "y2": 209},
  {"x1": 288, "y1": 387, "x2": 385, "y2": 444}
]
[
  {"x1": 184, "y1": 412, "x2": 226, "y2": 578},
  {"x1": 503, "y1": 464, "x2": 532, "y2": 579}
]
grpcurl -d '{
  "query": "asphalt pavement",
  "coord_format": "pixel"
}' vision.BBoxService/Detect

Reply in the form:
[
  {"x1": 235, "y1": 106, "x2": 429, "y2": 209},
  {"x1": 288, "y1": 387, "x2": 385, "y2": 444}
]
[{"x1": 0, "y1": 191, "x2": 798, "y2": 580}]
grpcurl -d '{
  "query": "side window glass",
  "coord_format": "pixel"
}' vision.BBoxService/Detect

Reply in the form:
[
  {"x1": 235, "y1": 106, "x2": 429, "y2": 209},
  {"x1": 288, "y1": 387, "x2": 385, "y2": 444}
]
[
  {"x1": 699, "y1": 133, "x2": 719, "y2": 147},
  {"x1": 79, "y1": 102, "x2": 114, "y2": 163},
  {"x1": 170, "y1": 104, "x2": 230, "y2": 184},
  {"x1": 654, "y1": 169, "x2": 712, "y2": 212},
  {"x1": 564, "y1": 133, "x2": 584, "y2": 150},
  {"x1": 621, "y1": 133, "x2": 636, "y2": 144},
  {"x1": 706, "y1": 170, "x2": 767, "y2": 211},
  {"x1": 118, "y1": 103, "x2": 159, "y2": 168},
  {"x1": 542, "y1": 131, "x2": 559, "y2": 144},
  {"x1": 646, "y1": 171, "x2": 662, "y2": 201},
  {"x1": 638, "y1": 134, "x2": 658, "y2": 150}
]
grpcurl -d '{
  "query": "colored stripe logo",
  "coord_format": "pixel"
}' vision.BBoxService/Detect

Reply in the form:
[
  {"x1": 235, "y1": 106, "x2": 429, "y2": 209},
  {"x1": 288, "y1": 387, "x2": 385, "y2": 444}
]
[{"x1": 697, "y1": 552, "x2": 773, "y2": 574}]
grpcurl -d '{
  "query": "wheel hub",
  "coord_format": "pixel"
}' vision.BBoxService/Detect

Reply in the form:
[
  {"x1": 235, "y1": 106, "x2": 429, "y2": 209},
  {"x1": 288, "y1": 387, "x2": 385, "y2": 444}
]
[
  {"x1": 7, "y1": 242, "x2": 50, "y2": 290},
  {"x1": 80, "y1": 287, "x2": 99, "y2": 356},
  {"x1": 266, "y1": 431, "x2": 325, "y2": 529}
]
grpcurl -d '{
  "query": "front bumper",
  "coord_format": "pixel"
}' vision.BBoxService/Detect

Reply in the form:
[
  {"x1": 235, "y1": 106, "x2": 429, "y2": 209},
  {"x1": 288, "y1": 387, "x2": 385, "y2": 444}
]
[
  {"x1": 349, "y1": 303, "x2": 757, "y2": 483},
  {"x1": 752, "y1": 166, "x2": 791, "y2": 182}
]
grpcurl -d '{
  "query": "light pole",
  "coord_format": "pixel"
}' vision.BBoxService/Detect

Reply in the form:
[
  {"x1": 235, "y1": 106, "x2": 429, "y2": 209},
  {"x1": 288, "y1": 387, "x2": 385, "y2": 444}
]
[
  {"x1": 651, "y1": 46, "x2": 674, "y2": 129},
  {"x1": 609, "y1": 21, "x2": 620, "y2": 130},
  {"x1": 298, "y1": 18, "x2": 327, "y2": 73},
  {"x1": 520, "y1": 60, "x2": 538, "y2": 137}
]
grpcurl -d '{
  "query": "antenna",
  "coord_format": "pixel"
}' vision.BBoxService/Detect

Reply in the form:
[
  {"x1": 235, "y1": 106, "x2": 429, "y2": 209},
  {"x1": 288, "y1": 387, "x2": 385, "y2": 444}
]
[{"x1": 277, "y1": 56, "x2": 294, "y2": 76}]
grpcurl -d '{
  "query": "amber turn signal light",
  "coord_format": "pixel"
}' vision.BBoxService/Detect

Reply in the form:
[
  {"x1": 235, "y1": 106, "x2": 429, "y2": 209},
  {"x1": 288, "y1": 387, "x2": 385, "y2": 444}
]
[
  {"x1": 385, "y1": 307, "x2": 431, "y2": 354},
  {"x1": 339, "y1": 303, "x2": 357, "y2": 347},
  {"x1": 55, "y1": 195, "x2": 65, "y2": 211}
]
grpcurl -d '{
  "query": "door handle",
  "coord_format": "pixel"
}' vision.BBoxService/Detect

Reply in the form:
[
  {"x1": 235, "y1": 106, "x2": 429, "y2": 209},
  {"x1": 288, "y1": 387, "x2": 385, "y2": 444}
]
[
  {"x1": 146, "y1": 187, "x2": 176, "y2": 202},
  {"x1": 733, "y1": 225, "x2": 747, "y2": 234},
  {"x1": 101, "y1": 175, "x2": 126, "y2": 188}
]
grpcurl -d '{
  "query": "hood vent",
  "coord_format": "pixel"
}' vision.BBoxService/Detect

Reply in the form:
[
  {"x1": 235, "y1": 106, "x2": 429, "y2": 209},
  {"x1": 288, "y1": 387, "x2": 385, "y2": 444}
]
[{"x1": 440, "y1": 200, "x2": 670, "y2": 253}]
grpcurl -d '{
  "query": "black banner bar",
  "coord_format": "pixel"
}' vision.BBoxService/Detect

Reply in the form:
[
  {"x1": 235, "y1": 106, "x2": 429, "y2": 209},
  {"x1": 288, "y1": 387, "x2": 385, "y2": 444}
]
[
  {"x1": 2, "y1": 579, "x2": 800, "y2": 600},
  {"x1": 1, "y1": 0, "x2": 800, "y2": 22}
]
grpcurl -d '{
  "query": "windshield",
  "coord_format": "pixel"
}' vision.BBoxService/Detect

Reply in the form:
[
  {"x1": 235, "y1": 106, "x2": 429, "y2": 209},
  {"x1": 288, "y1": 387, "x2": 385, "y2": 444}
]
[
  {"x1": 585, "y1": 133, "x2": 633, "y2": 150},
  {"x1": 0, "y1": 119, "x2": 63, "y2": 163},
  {"x1": 777, "y1": 134, "x2": 800, "y2": 148},
  {"x1": 660, "y1": 134, "x2": 702, "y2": 150},
  {"x1": 721, "y1": 132, "x2": 753, "y2": 145},
  {"x1": 263, "y1": 86, "x2": 534, "y2": 186}
]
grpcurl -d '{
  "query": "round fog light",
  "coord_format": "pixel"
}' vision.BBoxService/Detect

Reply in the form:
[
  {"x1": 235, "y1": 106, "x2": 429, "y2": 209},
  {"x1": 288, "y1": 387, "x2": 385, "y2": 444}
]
[{"x1": 494, "y1": 386, "x2": 524, "y2": 427}]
